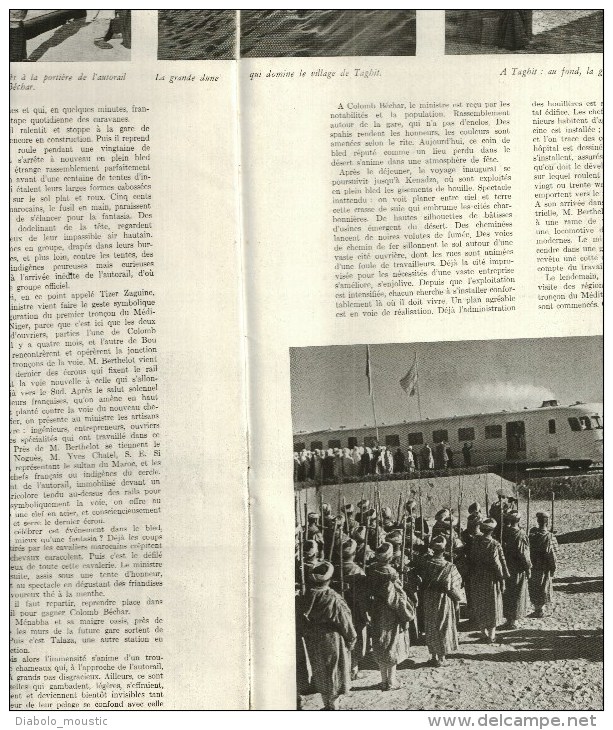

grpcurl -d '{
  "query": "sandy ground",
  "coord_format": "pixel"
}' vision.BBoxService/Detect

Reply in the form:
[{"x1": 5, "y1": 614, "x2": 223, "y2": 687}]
[
  {"x1": 26, "y1": 11, "x2": 130, "y2": 63},
  {"x1": 302, "y1": 499, "x2": 603, "y2": 710}
]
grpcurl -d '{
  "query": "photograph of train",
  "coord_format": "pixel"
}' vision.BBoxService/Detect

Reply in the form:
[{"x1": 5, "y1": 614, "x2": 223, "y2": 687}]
[
  {"x1": 158, "y1": 10, "x2": 236, "y2": 60},
  {"x1": 445, "y1": 10, "x2": 603, "y2": 55},
  {"x1": 240, "y1": 10, "x2": 416, "y2": 58},
  {"x1": 292, "y1": 336, "x2": 602, "y2": 711},
  {"x1": 9, "y1": 10, "x2": 131, "y2": 63}
]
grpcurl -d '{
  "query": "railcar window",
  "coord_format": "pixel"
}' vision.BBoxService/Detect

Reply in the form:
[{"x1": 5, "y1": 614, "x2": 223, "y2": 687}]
[
  {"x1": 328, "y1": 439, "x2": 342, "y2": 448},
  {"x1": 347, "y1": 437, "x2": 358, "y2": 449},
  {"x1": 386, "y1": 435, "x2": 400, "y2": 447},
  {"x1": 408, "y1": 432, "x2": 424, "y2": 446},
  {"x1": 310, "y1": 441, "x2": 323, "y2": 451},
  {"x1": 432, "y1": 429, "x2": 449, "y2": 443},
  {"x1": 592, "y1": 416, "x2": 603, "y2": 429},
  {"x1": 295, "y1": 442, "x2": 306, "y2": 451},
  {"x1": 567, "y1": 417, "x2": 581, "y2": 432},
  {"x1": 458, "y1": 427, "x2": 475, "y2": 441},
  {"x1": 548, "y1": 419, "x2": 556, "y2": 434},
  {"x1": 579, "y1": 417, "x2": 592, "y2": 430},
  {"x1": 485, "y1": 424, "x2": 503, "y2": 439},
  {"x1": 364, "y1": 436, "x2": 377, "y2": 448}
]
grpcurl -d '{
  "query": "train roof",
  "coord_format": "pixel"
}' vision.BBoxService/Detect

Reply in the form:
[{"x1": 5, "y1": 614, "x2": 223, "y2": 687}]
[{"x1": 294, "y1": 401, "x2": 603, "y2": 438}]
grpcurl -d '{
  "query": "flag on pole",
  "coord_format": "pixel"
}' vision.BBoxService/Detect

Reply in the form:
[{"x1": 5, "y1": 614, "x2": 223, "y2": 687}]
[
  {"x1": 400, "y1": 357, "x2": 418, "y2": 397},
  {"x1": 366, "y1": 345, "x2": 373, "y2": 396}
]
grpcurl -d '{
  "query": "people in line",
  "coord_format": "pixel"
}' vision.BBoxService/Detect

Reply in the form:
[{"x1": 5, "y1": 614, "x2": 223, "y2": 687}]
[
  {"x1": 296, "y1": 496, "x2": 563, "y2": 708},
  {"x1": 293, "y1": 440, "x2": 475, "y2": 483}
]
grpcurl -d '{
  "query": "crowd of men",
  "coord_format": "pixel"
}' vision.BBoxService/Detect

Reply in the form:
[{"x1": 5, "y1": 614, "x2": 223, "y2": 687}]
[
  {"x1": 294, "y1": 441, "x2": 474, "y2": 483},
  {"x1": 295, "y1": 488, "x2": 558, "y2": 710}
]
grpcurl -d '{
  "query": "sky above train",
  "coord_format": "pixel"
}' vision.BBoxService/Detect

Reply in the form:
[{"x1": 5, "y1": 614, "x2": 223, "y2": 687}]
[{"x1": 290, "y1": 336, "x2": 603, "y2": 433}]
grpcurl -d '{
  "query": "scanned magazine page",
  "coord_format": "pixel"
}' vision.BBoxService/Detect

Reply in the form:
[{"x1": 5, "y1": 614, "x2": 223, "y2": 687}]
[
  {"x1": 243, "y1": 9, "x2": 603, "y2": 713},
  {"x1": 9, "y1": 10, "x2": 249, "y2": 711},
  {"x1": 8, "y1": 6, "x2": 605, "y2": 719}
]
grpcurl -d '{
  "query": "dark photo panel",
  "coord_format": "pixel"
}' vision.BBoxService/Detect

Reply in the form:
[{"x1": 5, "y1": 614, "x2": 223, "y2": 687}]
[
  {"x1": 240, "y1": 10, "x2": 416, "y2": 58},
  {"x1": 158, "y1": 9, "x2": 236, "y2": 61},
  {"x1": 445, "y1": 10, "x2": 603, "y2": 55}
]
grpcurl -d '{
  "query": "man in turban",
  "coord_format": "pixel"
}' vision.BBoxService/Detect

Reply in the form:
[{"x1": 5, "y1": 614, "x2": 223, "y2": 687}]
[
  {"x1": 419, "y1": 535, "x2": 465, "y2": 666},
  {"x1": 340, "y1": 539, "x2": 369, "y2": 680},
  {"x1": 501, "y1": 511, "x2": 532, "y2": 629},
  {"x1": 366, "y1": 542, "x2": 414, "y2": 691},
  {"x1": 296, "y1": 561, "x2": 356, "y2": 710},
  {"x1": 469, "y1": 518, "x2": 509, "y2": 643},
  {"x1": 528, "y1": 511, "x2": 558, "y2": 618}
]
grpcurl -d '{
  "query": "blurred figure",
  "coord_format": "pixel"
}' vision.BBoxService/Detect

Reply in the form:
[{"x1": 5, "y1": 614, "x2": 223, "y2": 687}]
[
  {"x1": 420, "y1": 536, "x2": 464, "y2": 667},
  {"x1": 406, "y1": 445, "x2": 415, "y2": 472},
  {"x1": 96, "y1": 9, "x2": 131, "y2": 49},
  {"x1": 367, "y1": 543, "x2": 414, "y2": 691},
  {"x1": 394, "y1": 447, "x2": 406, "y2": 473},
  {"x1": 469, "y1": 518, "x2": 509, "y2": 644},
  {"x1": 297, "y1": 562, "x2": 356, "y2": 710},
  {"x1": 421, "y1": 443, "x2": 434, "y2": 470},
  {"x1": 501, "y1": 511, "x2": 531, "y2": 630},
  {"x1": 10, "y1": 10, "x2": 28, "y2": 62},
  {"x1": 528, "y1": 511, "x2": 558, "y2": 618},
  {"x1": 462, "y1": 441, "x2": 473, "y2": 466}
]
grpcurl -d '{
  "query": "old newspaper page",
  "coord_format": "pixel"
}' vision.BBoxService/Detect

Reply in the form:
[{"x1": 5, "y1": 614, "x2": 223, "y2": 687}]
[
  {"x1": 243, "y1": 6, "x2": 604, "y2": 716},
  {"x1": 8, "y1": 5, "x2": 606, "y2": 723},
  {"x1": 9, "y1": 9, "x2": 248, "y2": 713}
]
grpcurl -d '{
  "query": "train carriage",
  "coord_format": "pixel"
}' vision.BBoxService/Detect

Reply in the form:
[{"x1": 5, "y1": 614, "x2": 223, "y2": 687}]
[{"x1": 294, "y1": 400, "x2": 603, "y2": 470}]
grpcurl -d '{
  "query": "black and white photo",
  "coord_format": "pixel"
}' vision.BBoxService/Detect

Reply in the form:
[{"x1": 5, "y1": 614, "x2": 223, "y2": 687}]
[
  {"x1": 157, "y1": 10, "x2": 236, "y2": 61},
  {"x1": 292, "y1": 337, "x2": 603, "y2": 710},
  {"x1": 10, "y1": 10, "x2": 131, "y2": 62},
  {"x1": 240, "y1": 10, "x2": 416, "y2": 58},
  {"x1": 446, "y1": 10, "x2": 603, "y2": 56}
]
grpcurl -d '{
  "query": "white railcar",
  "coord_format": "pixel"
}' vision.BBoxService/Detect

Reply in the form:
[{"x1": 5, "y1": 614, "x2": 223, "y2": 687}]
[{"x1": 294, "y1": 400, "x2": 603, "y2": 470}]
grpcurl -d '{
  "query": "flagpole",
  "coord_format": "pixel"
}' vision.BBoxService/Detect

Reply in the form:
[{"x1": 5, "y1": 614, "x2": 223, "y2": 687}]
[
  {"x1": 415, "y1": 353, "x2": 423, "y2": 421},
  {"x1": 371, "y1": 389, "x2": 379, "y2": 444},
  {"x1": 366, "y1": 345, "x2": 380, "y2": 442}
]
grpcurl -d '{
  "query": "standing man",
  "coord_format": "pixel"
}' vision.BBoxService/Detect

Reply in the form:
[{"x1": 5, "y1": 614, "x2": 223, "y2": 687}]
[
  {"x1": 469, "y1": 518, "x2": 509, "y2": 644},
  {"x1": 342, "y1": 504, "x2": 359, "y2": 535},
  {"x1": 394, "y1": 447, "x2": 406, "y2": 474},
  {"x1": 421, "y1": 443, "x2": 434, "y2": 470},
  {"x1": 419, "y1": 536, "x2": 465, "y2": 666},
  {"x1": 306, "y1": 513, "x2": 325, "y2": 556},
  {"x1": 461, "y1": 511, "x2": 482, "y2": 623},
  {"x1": 297, "y1": 561, "x2": 356, "y2": 710},
  {"x1": 405, "y1": 498, "x2": 429, "y2": 541},
  {"x1": 529, "y1": 511, "x2": 558, "y2": 618},
  {"x1": 462, "y1": 442, "x2": 473, "y2": 466},
  {"x1": 489, "y1": 488, "x2": 510, "y2": 524},
  {"x1": 341, "y1": 539, "x2": 369, "y2": 680},
  {"x1": 352, "y1": 525, "x2": 374, "y2": 566},
  {"x1": 406, "y1": 445, "x2": 415, "y2": 473},
  {"x1": 434, "y1": 441, "x2": 448, "y2": 470},
  {"x1": 501, "y1": 511, "x2": 532, "y2": 629},
  {"x1": 367, "y1": 543, "x2": 414, "y2": 691}
]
